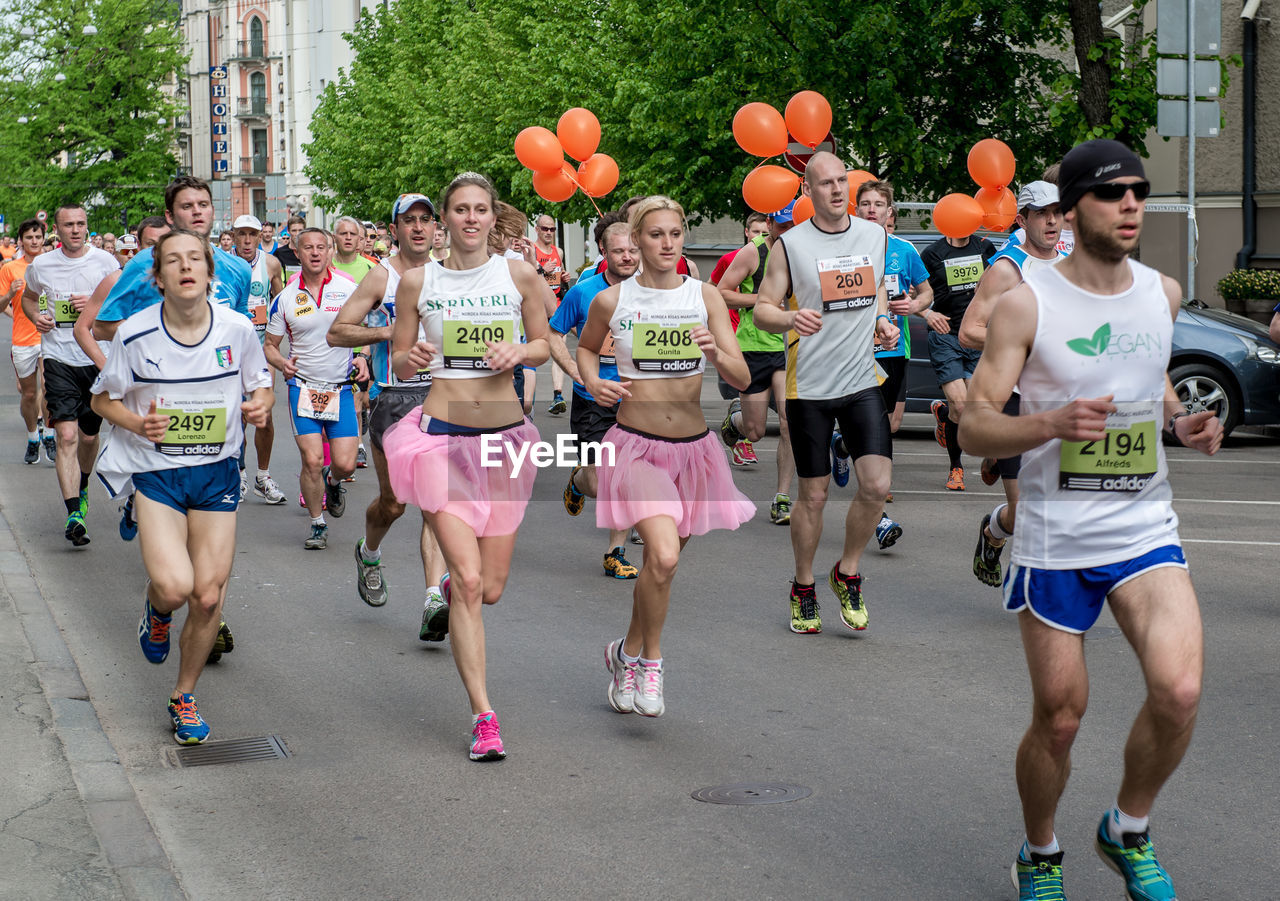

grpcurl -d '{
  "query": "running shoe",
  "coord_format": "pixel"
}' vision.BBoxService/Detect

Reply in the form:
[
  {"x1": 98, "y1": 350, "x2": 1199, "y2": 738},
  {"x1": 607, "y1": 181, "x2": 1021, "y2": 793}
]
[
  {"x1": 830, "y1": 430, "x2": 851, "y2": 487},
  {"x1": 24, "y1": 439, "x2": 39, "y2": 464},
  {"x1": 354, "y1": 539, "x2": 387, "y2": 607},
  {"x1": 789, "y1": 582, "x2": 822, "y2": 634},
  {"x1": 239, "y1": 467, "x2": 249, "y2": 498},
  {"x1": 829, "y1": 564, "x2": 868, "y2": 631},
  {"x1": 299, "y1": 490, "x2": 327, "y2": 510},
  {"x1": 1095, "y1": 815, "x2": 1178, "y2": 901},
  {"x1": 875, "y1": 514, "x2": 903, "y2": 550},
  {"x1": 973, "y1": 513, "x2": 1005, "y2": 587},
  {"x1": 168, "y1": 694, "x2": 210, "y2": 745},
  {"x1": 946, "y1": 466, "x2": 965, "y2": 491},
  {"x1": 469, "y1": 712, "x2": 506, "y2": 761},
  {"x1": 355, "y1": 445, "x2": 368, "y2": 469},
  {"x1": 605, "y1": 638, "x2": 636, "y2": 714},
  {"x1": 64, "y1": 510, "x2": 89, "y2": 547},
  {"x1": 138, "y1": 597, "x2": 171, "y2": 664},
  {"x1": 563, "y1": 464, "x2": 585, "y2": 516},
  {"x1": 78, "y1": 488, "x2": 89, "y2": 518},
  {"x1": 770, "y1": 493, "x2": 792, "y2": 525},
  {"x1": 440, "y1": 570, "x2": 451, "y2": 605},
  {"x1": 1011, "y1": 846, "x2": 1066, "y2": 901},
  {"x1": 981, "y1": 456, "x2": 1000, "y2": 486},
  {"x1": 731, "y1": 439, "x2": 757, "y2": 465},
  {"x1": 419, "y1": 591, "x2": 449, "y2": 642},
  {"x1": 206, "y1": 621, "x2": 234, "y2": 664},
  {"x1": 119, "y1": 496, "x2": 137, "y2": 542},
  {"x1": 629, "y1": 528, "x2": 643, "y2": 546},
  {"x1": 304, "y1": 523, "x2": 329, "y2": 550},
  {"x1": 719, "y1": 397, "x2": 743, "y2": 447},
  {"x1": 322, "y1": 466, "x2": 346, "y2": 517},
  {"x1": 931, "y1": 399, "x2": 949, "y2": 448},
  {"x1": 602, "y1": 546, "x2": 638, "y2": 579},
  {"x1": 253, "y1": 474, "x2": 287, "y2": 505},
  {"x1": 885, "y1": 491, "x2": 893, "y2": 503},
  {"x1": 548, "y1": 391, "x2": 567, "y2": 415},
  {"x1": 633, "y1": 661, "x2": 665, "y2": 717},
  {"x1": 43, "y1": 435, "x2": 55, "y2": 463}
]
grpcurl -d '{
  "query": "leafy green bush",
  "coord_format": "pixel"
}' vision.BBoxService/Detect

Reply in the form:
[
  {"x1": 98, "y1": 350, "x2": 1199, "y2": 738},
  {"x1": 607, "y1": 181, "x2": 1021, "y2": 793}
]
[{"x1": 1217, "y1": 269, "x2": 1280, "y2": 301}]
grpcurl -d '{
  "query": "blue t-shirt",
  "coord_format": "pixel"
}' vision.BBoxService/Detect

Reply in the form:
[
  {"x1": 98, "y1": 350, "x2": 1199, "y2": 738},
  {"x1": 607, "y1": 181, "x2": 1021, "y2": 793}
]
[
  {"x1": 875, "y1": 234, "x2": 930, "y2": 360},
  {"x1": 98, "y1": 246, "x2": 252, "y2": 322},
  {"x1": 549, "y1": 270, "x2": 618, "y2": 402}
]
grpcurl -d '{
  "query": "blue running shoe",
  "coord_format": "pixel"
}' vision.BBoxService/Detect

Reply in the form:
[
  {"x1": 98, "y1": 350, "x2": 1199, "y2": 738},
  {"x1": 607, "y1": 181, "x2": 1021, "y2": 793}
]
[
  {"x1": 830, "y1": 430, "x2": 850, "y2": 488},
  {"x1": 78, "y1": 487, "x2": 89, "y2": 517},
  {"x1": 1011, "y1": 845, "x2": 1065, "y2": 900},
  {"x1": 119, "y1": 496, "x2": 137, "y2": 542},
  {"x1": 168, "y1": 693, "x2": 210, "y2": 744},
  {"x1": 1095, "y1": 815, "x2": 1178, "y2": 900},
  {"x1": 138, "y1": 597, "x2": 172, "y2": 664},
  {"x1": 875, "y1": 514, "x2": 902, "y2": 550}
]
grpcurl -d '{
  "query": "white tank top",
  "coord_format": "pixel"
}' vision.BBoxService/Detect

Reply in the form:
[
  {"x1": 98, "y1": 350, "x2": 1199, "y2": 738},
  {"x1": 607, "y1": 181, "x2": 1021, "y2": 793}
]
[
  {"x1": 247, "y1": 251, "x2": 271, "y2": 339},
  {"x1": 417, "y1": 255, "x2": 524, "y2": 380},
  {"x1": 1012, "y1": 259, "x2": 1180, "y2": 569},
  {"x1": 610, "y1": 275, "x2": 707, "y2": 380}
]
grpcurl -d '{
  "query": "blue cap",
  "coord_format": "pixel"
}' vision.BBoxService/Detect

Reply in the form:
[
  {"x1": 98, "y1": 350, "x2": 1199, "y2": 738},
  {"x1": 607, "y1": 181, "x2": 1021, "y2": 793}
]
[
  {"x1": 391, "y1": 192, "x2": 435, "y2": 223},
  {"x1": 769, "y1": 199, "x2": 796, "y2": 224}
]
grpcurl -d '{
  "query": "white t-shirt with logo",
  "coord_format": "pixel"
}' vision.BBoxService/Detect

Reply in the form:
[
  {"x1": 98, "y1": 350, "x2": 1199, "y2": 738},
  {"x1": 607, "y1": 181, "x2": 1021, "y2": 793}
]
[
  {"x1": 23, "y1": 247, "x2": 119, "y2": 366},
  {"x1": 266, "y1": 271, "x2": 358, "y2": 385}
]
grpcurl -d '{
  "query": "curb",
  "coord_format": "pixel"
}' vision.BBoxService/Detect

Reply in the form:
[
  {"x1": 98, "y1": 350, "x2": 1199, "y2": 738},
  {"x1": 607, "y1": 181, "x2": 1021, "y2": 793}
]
[{"x1": 0, "y1": 507, "x2": 185, "y2": 901}]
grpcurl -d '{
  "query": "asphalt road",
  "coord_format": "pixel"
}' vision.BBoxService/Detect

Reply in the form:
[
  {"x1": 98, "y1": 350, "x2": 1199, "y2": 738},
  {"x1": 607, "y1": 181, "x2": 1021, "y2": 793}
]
[{"x1": 2, "y1": 355, "x2": 1277, "y2": 900}]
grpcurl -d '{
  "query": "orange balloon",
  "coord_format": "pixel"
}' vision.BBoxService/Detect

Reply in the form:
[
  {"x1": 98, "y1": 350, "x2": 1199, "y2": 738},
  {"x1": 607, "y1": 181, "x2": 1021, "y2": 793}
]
[
  {"x1": 557, "y1": 108, "x2": 601, "y2": 163},
  {"x1": 792, "y1": 194, "x2": 814, "y2": 224},
  {"x1": 968, "y1": 138, "x2": 1016, "y2": 190},
  {"x1": 785, "y1": 91, "x2": 832, "y2": 149},
  {"x1": 533, "y1": 162, "x2": 577, "y2": 203},
  {"x1": 577, "y1": 153, "x2": 619, "y2": 198},
  {"x1": 933, "y1": 193, "x2": 985, "y2": 239},
  {"x1": 733, "y1": 102, "x2": 788, "y2": 158},
  {"x1": 515, "y1": 126, "x2": 564, "y2": 173},
  {"x1": 975, "y1": 185, "x2": 1017, "y2": 230},
  {"x1": 743, "y1": 165, "x2": 801, "y2": 215},
  {"x1": 844, "y1": 169, "x2": 878, "y2": 211}
]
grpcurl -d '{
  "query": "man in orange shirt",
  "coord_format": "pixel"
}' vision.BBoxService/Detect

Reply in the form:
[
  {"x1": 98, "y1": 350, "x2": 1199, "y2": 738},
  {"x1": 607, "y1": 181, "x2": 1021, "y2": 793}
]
[{"x1": 0, "y1": 218, "x2": 52, "y2": 463}]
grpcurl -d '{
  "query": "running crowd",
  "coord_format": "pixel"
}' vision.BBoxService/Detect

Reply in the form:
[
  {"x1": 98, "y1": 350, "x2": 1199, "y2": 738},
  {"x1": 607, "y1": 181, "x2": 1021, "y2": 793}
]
[{"x1": 0, "y1": 138, "x2": 1224, "y2": 901}]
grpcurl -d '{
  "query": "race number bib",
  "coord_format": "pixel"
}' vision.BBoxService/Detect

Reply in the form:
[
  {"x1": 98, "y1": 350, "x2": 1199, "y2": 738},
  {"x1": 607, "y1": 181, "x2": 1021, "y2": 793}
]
[
  {"x1": 944, "y1": 255, "x2": 984, "y2": 290},
  {"x1": 631, "y1": 312, "x2": 702, "y2": 373},
  {"x1": 51, "y1": 292, "x2": 78, "y2": 327},
  {"x1": 442, "y1": 307, "x2": 519, "y2": 370},
  {"x1": 883, "y1": 273, "x2": 903, "y2": 298},
  {"x1": 155, "y1": 394, "x2": 227, "y2": 456},
  {"x1": 249, "y1": 299, "x2": 268, "y2": 332},
  {"x1": 599, "y1": 331, "x2": 617, "y2": 367},
  {"x1": 1059, "y1": 419, "x2": 1158, "y2": 492},
  {"x1": 816, "y1": 255, "x2": 876, "y2": 312},
  {"x1": 296, "y1": 378, "x2": 340, "y2": 422}
]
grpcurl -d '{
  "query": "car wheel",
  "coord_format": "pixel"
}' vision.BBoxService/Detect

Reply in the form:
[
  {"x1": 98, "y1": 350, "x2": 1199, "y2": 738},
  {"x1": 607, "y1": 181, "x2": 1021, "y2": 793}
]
[{"x1": 1169, "y1": 363, "x2": 1239, "y2": 438}]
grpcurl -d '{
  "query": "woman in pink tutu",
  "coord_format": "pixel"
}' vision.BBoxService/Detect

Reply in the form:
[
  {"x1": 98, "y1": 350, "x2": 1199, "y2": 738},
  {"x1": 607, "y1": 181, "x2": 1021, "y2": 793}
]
[
  {"x1": 577, "y1": 195, "x2": 753, "y2": 718},
  {"x1": 381, "y1": 172, "x2": 552, "y2": 761}
]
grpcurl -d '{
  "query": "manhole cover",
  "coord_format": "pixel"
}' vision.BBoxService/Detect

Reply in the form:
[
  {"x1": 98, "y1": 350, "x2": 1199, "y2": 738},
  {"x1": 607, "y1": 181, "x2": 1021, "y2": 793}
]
[
  {"x1": 691, "y1": 783, "x2": 812, "y2": 805},
  {"x1": 173, "y1": 735, "x2": 289, "y2": 768}
]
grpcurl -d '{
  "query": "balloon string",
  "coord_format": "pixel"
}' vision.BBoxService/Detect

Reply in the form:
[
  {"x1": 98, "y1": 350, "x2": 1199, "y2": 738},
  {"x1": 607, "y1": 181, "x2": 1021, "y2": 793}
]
[{"x1": 564, "y1": 166, "x2": 604, "y2": 217}]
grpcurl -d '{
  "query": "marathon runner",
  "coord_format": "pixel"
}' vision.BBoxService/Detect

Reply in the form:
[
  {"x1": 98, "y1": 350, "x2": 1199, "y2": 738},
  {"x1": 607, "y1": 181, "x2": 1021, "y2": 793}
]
[
  {"x1": 20, "y1": 203, "x2": 120, "y2": 546},
  {"x1": 548, "y1": 220, "x2": 640, "y2": 579},
  {"x1": 752, "y1": 152, "x2": 899, "y2": 635},
  {"x1": 959, "y1": 180, "x2": 1067, "y2": 588},
  {"x1": 709, "y1": 212, "x2": 769, "y2": 463},
  {"x1": 331, "y1": 215, "x2": 378, "y2": 469},
  {"x1": 326, "y1": 192, "x2": 447, "y2": 640},
  {"x1": 578, "y1": 195, "x2": 752, "y2": 718},
  {"x1": 959, "y1": 139, "x2": 1221, "y2": 901},
  {"x1": 0, "y1": 218, "x2": 52, "y2": 464},
  {"x1": 533, "y1": 214, "x2": 570, "y2": 415},
  {"x1": 264, "y1": 228, "x2": 366, "y2": 549},
  {"x1": 716, "y1": 201, "x2": 795, "y2": 525},
  {"x1": 380, "y1": 171, "x2": 551, "y2": 760},
  {"x1": 91, "y1": 229, "x2": 273, "y2": 744}
]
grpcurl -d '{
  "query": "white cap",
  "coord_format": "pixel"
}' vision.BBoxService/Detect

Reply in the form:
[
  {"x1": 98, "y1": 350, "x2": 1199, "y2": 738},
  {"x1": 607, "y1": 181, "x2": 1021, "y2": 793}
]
[
  {"x1": 232, "y1": 214, "x2": 263, "y2": 231},
  {"x1": 1016, "y1": 181, "x2": 1059, "y2": 211}
]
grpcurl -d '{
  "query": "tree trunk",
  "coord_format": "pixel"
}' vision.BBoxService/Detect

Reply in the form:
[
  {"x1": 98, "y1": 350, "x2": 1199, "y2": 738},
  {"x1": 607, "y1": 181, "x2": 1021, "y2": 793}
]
[{"x1": 1068, "y1": 0, "x2": 1111, "y2": 128}]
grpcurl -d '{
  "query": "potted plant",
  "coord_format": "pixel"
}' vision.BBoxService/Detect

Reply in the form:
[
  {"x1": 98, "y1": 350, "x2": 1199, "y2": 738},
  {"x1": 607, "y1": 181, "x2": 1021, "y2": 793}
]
[{"x1": 1217, "y1": 269, "x2": 1280, "y2": 324}]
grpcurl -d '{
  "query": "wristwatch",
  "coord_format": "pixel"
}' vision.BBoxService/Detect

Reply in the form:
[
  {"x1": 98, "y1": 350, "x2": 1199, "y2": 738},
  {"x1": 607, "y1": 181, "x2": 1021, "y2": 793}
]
[{"x1": 1164, "y1": 410, "x2": 1190, "y2": 438}]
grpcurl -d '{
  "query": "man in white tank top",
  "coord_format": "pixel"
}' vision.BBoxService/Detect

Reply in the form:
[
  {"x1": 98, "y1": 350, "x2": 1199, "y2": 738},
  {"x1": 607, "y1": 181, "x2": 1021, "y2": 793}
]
[{"x1": 959, "y1": 140, "x2": 1223, "y2": 901}]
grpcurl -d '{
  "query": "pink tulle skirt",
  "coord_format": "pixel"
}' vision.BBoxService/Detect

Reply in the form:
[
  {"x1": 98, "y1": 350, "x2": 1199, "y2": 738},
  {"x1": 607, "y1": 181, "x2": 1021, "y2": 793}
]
[
  {"x1": 382, "y1": 408, "x2": 539, "y2": 537},
  {"x1": 596, "y1": 425, "x2": 755, "y2": 537}
]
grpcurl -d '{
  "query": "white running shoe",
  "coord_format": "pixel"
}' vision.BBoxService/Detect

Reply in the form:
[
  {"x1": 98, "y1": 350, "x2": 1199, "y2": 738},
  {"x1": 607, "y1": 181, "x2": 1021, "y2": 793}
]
[
  {"x1": 633, "y1": 661, "x2": 665, "y2": 717},
  {"x1": 254, "y1": 475, "x2": 287, "y2": 505},
  {"x1": 604, "y1": 639, "x2": 636, "y2": 714}
]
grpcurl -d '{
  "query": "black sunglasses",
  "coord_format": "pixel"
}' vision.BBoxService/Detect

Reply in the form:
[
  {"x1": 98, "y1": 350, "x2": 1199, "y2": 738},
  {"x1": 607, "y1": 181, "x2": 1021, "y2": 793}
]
[{"x1": 1087, "y1": 180, "x2": 1151, "y2": 202}]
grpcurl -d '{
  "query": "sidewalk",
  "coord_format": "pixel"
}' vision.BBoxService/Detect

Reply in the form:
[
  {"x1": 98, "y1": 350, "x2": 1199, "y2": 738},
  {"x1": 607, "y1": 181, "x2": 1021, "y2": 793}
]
[{"x1": 0, "y1": 505, "x2": 179, "y2": 901}]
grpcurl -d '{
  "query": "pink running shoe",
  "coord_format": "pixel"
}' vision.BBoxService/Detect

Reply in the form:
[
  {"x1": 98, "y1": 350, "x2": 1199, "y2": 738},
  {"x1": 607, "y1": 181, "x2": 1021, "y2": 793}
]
[
  {"x1": 469, "y1": 711, "x2": 506, "y2": 761},
  {"x1": 732, "y1": 439, "x2": 757, "y2": 465}
]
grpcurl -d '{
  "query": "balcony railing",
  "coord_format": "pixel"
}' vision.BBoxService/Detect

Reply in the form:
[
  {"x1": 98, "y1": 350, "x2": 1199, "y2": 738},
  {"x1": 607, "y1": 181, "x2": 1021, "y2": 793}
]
[
  {"x1": 229, "y1": 40, "x2": 269, "y2": 63},
  {"x1": 239, "y1": 155, "x2": 269, "y2": 175},
  {"x1": 236, "y1": 97, "x2": 269, "y2": 118}
]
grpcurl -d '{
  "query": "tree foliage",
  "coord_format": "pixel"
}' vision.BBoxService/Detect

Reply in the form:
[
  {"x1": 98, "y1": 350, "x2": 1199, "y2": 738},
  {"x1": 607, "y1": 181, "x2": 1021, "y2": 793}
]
[
  {"x1": 0, "y1": 0, "x2": 186, "y2": 232},
  {"x1": 307, "y1": 0, "x2": 1162, "y2": 223}
]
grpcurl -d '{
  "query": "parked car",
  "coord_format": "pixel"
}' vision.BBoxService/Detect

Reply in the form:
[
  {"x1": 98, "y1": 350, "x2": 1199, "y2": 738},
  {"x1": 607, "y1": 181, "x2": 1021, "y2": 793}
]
[{"x1": 897, "y1": 234, "x2": 1280, "y2": 436}]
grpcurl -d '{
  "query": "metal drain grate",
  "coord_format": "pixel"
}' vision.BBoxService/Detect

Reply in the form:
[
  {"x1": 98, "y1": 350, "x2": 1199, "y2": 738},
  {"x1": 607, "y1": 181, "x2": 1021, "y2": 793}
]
[
  {"x1": 691, "y1": 783, "x2": 812, "y2": 805},
  {"x1": 173, "y1": 734, "x2": 289, "y2": 768}
]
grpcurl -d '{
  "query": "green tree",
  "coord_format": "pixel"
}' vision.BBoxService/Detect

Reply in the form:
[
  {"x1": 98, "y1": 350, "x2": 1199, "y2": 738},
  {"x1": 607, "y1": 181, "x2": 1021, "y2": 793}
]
[{"x1": 0, "y1": 0, "x2": 186, "y2": 234}]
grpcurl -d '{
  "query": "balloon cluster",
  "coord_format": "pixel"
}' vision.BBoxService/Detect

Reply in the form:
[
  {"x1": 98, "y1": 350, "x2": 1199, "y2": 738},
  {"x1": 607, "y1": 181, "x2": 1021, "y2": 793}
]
[
  {"x1": 933, "y1": 139, "x2": 1017, "y2": 239},
  {"x1": 514, "y1": 108, "x2": 619, "y2": 203}
]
